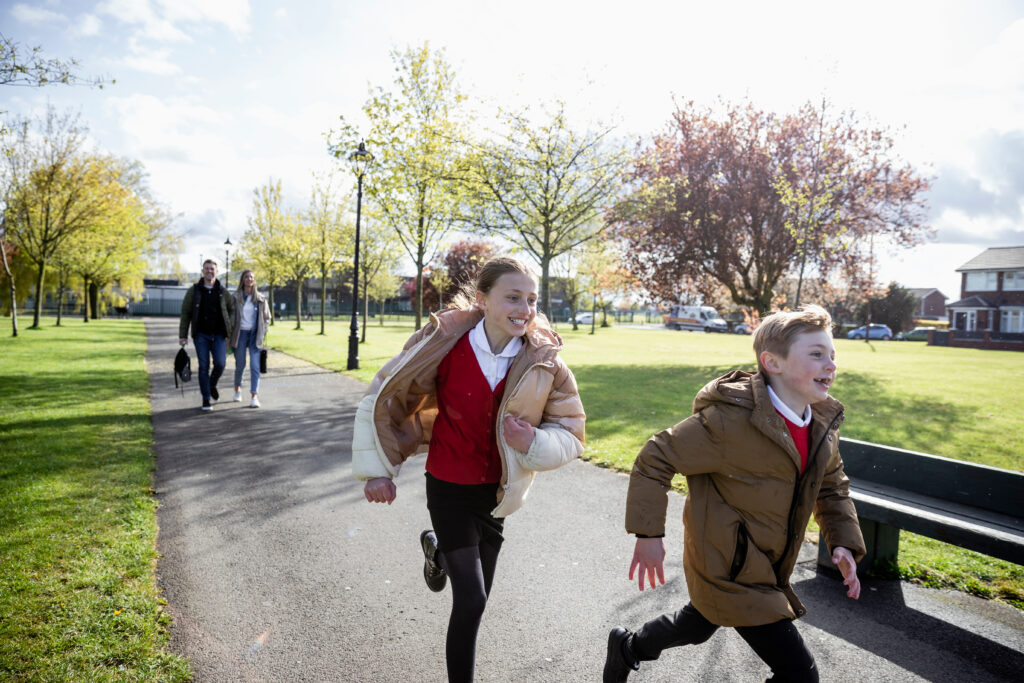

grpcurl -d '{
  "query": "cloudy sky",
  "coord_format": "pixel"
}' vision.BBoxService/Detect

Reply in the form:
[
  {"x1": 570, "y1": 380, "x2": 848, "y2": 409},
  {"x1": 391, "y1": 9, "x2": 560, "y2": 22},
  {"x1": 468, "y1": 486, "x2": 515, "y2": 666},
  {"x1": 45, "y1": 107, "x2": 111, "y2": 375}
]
[{"x1": 5, "y1": 0, "x2": 1024, "y2": 302}]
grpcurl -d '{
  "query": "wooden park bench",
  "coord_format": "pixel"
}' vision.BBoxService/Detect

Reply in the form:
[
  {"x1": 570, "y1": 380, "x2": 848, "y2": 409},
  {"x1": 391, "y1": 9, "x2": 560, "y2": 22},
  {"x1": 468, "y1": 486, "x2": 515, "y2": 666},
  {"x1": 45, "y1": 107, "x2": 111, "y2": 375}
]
[{"x1": 816, "y1": 438, "x2": 1024, "y2": 574}]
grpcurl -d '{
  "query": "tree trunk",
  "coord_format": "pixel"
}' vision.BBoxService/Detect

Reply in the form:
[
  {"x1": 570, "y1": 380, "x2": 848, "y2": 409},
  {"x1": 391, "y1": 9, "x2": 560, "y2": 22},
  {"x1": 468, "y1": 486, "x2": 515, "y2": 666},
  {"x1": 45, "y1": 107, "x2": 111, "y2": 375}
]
[
  {"x1": 295, "y1": 279, "x2": 302, "y2": 330},
  {"x1": 268, "y1": 279, "x2": 275, "y2": 325},
  {"x1": 320, "y1": 265, "x2": 327, "y2": 335},
  {"x1": 83, "y1": 276, "x2": 90, "y2": 322},
  {"x1": 540, "y1": 254, "x2": 551, "y2": 319},
  {"x1": 32, "y1": 261, "x2": 45, "y2": 328},
  {"x1": 361, "y1": 276, "x2": 369, "y2": 343},
  {"x1": 89, "y1": 281, "x2": 99, "y2": 320},
  {"x1": 1, "y1": 243, "x2": 18, "y2": 337},
  {"x1": 56, "y1": 280, "x2": 64, "y2": 326}
]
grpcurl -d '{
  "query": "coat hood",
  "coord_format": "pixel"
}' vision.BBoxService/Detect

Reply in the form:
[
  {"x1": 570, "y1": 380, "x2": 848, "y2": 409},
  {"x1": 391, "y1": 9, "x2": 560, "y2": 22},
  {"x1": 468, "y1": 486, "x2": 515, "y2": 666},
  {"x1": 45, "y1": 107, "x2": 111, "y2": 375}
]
[{"x1": 693, "y1": 369, "x2": 843, "y2": 428}]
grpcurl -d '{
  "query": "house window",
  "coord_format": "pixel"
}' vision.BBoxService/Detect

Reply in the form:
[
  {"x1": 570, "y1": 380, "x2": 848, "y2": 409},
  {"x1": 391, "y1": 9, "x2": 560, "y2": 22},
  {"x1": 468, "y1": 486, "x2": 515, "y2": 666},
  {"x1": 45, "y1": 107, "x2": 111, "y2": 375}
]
[
  {"x1": 1001, "y1": 309, "x2": 1024, "y2": 333},
  {"x1": 965, "y1": 271, "x2": 998, "y2": 291},
  {"x1": 1004, "y1": 270, "x2": 1024, "y2": 291}
]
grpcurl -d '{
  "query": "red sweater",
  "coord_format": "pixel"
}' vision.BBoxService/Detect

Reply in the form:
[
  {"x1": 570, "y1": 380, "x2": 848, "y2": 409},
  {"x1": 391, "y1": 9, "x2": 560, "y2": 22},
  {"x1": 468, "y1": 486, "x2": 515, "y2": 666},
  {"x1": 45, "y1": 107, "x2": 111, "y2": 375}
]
[
  {"x1": 777, "y1": 410, "x2": 810, "y2": 473},
  {"x1": 426, "y1": 332, "x2": 508, "y2": 484}
]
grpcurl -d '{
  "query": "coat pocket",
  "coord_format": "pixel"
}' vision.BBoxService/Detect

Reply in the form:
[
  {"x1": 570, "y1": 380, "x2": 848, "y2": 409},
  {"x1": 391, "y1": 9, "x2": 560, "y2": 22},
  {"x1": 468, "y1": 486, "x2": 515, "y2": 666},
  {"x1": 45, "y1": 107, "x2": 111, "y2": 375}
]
[{"x1": 729, "y1": 523, "x2": 749, "y2": 582}]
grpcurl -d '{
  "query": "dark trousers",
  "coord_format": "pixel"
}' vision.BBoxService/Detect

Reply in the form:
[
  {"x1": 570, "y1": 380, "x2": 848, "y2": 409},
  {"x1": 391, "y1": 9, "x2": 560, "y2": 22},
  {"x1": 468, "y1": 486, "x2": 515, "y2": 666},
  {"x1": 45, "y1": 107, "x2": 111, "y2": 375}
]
[
  {"x1": 631, "y1": 602, "x2": 818, "y2": 683},
  {"x1": 193, "y1": 333, "x2": 226, "y2": 401}
]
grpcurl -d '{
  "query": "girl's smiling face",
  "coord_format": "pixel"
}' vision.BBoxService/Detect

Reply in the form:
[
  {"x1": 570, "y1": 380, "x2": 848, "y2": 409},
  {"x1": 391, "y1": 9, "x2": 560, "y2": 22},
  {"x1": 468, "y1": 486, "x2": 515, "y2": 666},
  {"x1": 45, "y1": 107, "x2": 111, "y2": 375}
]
[{"x1": 476, "y1": 272, "x2": 537, "y2": 353}]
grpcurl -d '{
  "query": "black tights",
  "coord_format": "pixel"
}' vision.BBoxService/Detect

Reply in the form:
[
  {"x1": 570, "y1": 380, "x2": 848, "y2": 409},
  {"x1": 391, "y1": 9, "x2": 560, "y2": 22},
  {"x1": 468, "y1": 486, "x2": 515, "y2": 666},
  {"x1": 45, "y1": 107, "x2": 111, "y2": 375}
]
[
  {"x1": 631, "y1": 602, "x2": 819, "y2": 683},
  {"x1": 439, "y1": 542, "x2": 502, "y2": 683}
]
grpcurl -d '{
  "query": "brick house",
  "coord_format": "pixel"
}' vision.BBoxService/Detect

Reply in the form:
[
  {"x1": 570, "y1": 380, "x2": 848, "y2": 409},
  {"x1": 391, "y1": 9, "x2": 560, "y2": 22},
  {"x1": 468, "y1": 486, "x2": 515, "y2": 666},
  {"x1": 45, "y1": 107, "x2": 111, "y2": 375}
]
[
  {"x1": 943, "y1": 246, "x2": 1024, "y2": 350},
  {"x1": 906, "y1": 288, "x2": 947, "y2": 320}
]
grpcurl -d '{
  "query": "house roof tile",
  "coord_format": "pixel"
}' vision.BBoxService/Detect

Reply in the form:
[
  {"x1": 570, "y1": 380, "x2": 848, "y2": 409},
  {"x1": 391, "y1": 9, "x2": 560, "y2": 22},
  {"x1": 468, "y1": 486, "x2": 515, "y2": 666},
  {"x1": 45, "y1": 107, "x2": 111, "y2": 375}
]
[{"x1": 956, "y1": 246, "x2": 1024, "y2": 271}]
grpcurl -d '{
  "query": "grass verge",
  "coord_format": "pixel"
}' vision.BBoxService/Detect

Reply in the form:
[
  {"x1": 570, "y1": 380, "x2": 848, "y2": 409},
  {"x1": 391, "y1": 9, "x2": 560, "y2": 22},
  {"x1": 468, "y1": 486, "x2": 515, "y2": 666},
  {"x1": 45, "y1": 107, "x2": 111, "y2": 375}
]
[
  {"x1": 269, "y1": 318, "x2": 1024, "y2": 609},
  {"x1": 0, "y1": 319, "x2": 190, "y2": 681}
]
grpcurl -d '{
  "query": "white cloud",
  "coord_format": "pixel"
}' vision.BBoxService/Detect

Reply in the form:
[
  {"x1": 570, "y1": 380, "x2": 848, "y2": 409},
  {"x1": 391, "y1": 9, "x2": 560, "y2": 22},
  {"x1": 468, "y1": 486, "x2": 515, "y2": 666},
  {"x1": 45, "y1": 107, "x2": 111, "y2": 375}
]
[
  {"x1": 11, "y1": 3, "x2": 65, "y2": 25},
  {"x1": 97, "y1": 0, "x2": 250, "y2": 43},
  {"x1": 97, "y1": 0, "x2": 190, "y2": 42},
  {"x1": 70, "y1": 13, "x2": 103, "y2": 37},
  {"x1": 157, "y1": 0, "x2": 251, "y2": 38},
  {"x1": 122, "y1": 48, "x2": 181, "y2": 75}
]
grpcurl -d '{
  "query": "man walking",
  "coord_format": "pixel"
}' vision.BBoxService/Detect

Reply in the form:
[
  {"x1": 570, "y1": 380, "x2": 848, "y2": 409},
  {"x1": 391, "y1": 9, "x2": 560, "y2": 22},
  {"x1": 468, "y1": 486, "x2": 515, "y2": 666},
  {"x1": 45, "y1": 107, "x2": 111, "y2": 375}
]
[{"x1": 179, "y1": 259, "x2": 235, "y2": 412}]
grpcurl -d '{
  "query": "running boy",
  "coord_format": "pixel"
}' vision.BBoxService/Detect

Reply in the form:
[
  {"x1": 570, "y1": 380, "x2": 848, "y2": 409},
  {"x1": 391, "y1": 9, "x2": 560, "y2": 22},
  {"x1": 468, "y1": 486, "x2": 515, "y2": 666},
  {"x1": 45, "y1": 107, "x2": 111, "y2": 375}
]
[{"x1": 605, "y1": 305, "x2": 866, "y2": 683}]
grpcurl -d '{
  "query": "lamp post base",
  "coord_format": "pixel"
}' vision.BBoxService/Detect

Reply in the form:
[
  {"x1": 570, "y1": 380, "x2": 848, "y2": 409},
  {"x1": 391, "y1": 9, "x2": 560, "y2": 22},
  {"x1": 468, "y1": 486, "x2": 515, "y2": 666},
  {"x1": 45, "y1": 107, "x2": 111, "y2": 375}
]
[{"x1": 347, "y1": 330, "x2": 359, "y2": 370}]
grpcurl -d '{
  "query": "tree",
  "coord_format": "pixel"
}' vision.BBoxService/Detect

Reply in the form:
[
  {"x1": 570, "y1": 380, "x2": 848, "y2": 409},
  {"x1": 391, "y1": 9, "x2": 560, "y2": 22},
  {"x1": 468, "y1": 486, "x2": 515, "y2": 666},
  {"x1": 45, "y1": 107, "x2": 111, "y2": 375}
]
[
  {"x1": 306, "y1": 172, "x2": 352, "y2": 335},
  {"x1": 1, "y1": 32, "x2": 111, "y2": 89},
  {"x1": 857, "y1": 282, "x2": 917, "y2": 333},
  {"x1": 2, "y1": 109, "x2": 126, "y2": 328},
  {"x1": 0, "y1": 36, "x2": 111, "y2": 335},
  {"x1": 353, "y1": 205, "x2": 401, "y2": 339},
  {"x1": 440, "y1": 238, "x2": 498, "y2": 302},
  {"x1": 465, "y1": 101, "x2": 629, "y2": 316},
  {"x1": 612, "y1": 98, "x2": 932, "y2": 316},
  {"x1": 277, "y1": 210, "x2": 316, "y2": 330},
  {"x1": 328, "y1": 43, "x2": 471, "y2": 329},
  {"x1": 240, "y1": 179, "x2": 288, "y2": 324},
  {"x1": 576, "y1": 240, "x2": 631, "y2": 333}
]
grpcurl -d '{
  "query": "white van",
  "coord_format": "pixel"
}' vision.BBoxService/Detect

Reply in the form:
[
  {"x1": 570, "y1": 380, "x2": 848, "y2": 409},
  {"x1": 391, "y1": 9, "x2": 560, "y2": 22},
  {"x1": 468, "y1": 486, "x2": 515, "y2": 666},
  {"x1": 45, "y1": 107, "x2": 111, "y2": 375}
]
[{"x1": 663, "y1": 305, "x2": 729, "y2": 333}]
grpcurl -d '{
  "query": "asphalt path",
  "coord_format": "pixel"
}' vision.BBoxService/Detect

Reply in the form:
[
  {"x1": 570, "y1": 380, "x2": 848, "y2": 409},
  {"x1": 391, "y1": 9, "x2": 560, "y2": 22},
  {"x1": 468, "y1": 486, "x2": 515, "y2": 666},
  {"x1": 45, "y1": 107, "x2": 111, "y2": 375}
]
[{"x1": 144, "y1": 317, "x2": 1024, "y2": 682}]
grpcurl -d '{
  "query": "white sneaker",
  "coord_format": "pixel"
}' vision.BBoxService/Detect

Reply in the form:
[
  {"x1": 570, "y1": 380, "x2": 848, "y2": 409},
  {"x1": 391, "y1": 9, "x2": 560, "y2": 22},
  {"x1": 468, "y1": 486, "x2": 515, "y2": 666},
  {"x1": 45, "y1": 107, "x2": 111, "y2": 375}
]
[
  {"x1": 250, "y1": 396, "x2": 261, "y2": 408},
  {"x1": 233, "y1": 389, "x2": 242, "y2": 402}
]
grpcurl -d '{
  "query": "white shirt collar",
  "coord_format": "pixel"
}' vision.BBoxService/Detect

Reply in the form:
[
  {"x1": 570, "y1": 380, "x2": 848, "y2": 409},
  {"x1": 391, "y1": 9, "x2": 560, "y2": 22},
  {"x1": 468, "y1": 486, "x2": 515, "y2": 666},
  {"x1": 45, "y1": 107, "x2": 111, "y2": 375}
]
[
  {"x1": 766, "y1": 384, "x2": 812, "y2": 427},
  {"x1": 469, "y1": 318, "x2": 523, "y2": 359}
]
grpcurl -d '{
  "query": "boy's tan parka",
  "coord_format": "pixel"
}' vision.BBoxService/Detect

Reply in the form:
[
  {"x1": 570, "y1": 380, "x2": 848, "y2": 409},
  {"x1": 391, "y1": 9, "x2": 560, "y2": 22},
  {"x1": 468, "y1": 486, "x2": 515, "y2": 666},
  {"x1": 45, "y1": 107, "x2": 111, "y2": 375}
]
[{"x1": 626, "y1": 370, "x2": 866, "y2": 627}]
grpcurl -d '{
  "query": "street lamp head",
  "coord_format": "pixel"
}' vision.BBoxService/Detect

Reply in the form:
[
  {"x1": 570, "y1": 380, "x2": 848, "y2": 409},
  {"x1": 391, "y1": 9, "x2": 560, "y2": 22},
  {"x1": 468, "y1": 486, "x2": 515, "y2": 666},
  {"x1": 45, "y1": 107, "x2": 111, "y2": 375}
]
[
  {"x1": 349, "y1": 141, "x2": 374, "y2": 178},
  {"x1": 224, "y1": 237, "x2": 232, "y2": 248}
]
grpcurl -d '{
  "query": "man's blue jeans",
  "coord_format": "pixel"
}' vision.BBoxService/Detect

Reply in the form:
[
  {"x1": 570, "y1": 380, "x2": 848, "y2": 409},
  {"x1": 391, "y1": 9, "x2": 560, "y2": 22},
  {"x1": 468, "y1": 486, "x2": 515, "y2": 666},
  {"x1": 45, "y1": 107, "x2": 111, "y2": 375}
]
[{"x1": 193, "y1": 333, "x2": 226, "y2": 401}]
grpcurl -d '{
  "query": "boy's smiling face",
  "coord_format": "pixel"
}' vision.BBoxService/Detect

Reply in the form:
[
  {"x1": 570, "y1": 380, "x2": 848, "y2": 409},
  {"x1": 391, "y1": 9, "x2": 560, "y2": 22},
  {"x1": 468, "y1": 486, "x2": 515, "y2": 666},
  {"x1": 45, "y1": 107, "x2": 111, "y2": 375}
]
[{"x1": 761, "y1": 330, "x2": 837, "y2": 415}]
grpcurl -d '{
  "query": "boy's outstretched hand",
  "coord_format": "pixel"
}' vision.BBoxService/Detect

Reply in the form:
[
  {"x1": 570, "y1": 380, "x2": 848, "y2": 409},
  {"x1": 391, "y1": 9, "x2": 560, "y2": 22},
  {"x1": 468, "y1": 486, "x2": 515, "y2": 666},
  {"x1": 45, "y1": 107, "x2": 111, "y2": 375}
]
[
  {"x1": 832, "y1": 546, "x2": 861, "y2": 599},
  {"x1": 629, "y1": 537, "x2": 666, "y2": 591}
]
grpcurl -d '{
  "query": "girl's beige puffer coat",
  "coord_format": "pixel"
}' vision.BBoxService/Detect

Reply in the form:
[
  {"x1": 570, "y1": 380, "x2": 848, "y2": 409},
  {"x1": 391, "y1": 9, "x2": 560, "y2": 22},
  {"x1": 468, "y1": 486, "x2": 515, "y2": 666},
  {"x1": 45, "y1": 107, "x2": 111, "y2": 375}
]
[{"x1": 351, "y1": 307, "x2": 586, "y2": 518}]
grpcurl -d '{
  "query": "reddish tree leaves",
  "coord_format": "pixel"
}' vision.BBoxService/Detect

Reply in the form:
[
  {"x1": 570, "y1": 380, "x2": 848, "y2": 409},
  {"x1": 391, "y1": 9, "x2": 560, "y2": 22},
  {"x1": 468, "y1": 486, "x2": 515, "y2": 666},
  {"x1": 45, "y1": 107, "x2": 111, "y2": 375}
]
[{"x1": 612, "y1": 99, "x2": 932, "y2": 314}]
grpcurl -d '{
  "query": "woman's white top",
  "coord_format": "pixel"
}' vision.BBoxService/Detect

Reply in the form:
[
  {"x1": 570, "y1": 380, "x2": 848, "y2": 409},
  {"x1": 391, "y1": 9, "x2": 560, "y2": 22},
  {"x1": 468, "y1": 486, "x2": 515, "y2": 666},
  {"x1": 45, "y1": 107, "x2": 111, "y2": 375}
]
[{"x1": 240, "y1": 294, "x2": 257, "y2": 331}]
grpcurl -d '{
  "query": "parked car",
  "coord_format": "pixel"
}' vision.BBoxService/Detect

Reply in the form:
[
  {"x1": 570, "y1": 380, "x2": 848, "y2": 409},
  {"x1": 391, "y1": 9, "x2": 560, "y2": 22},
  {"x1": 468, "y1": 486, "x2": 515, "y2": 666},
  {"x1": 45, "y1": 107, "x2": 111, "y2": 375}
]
[
  {"x1": 733, "y1": 322, "x2": 751, "y2": 335},
  {"x1": 846, "y1": 324, "x2": 893, "y2": 340},
  {"x1": 574, "y1": 312, "x2": 594, "y2": 325},
  {"x1": 896, "y1": 326, "x2": 936, "y2": 341}
]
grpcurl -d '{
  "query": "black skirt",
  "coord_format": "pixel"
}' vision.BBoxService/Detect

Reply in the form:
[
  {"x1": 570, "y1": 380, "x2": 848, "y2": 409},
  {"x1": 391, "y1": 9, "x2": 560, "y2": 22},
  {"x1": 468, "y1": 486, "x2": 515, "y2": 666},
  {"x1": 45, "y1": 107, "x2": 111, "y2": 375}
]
[{"x1": 425, "y1": 472, "x2": 505, "y2": 553}]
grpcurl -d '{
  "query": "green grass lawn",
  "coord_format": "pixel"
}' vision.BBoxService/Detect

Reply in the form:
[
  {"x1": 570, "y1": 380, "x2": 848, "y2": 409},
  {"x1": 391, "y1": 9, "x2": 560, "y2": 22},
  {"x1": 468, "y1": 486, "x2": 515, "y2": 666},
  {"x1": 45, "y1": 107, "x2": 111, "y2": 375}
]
[
  {"x1": 269, "y1": 318, "x2": 1024, "y2": 608},
  {"x1": 0, "y1": 319, "x2": 190, "y2": 682}
]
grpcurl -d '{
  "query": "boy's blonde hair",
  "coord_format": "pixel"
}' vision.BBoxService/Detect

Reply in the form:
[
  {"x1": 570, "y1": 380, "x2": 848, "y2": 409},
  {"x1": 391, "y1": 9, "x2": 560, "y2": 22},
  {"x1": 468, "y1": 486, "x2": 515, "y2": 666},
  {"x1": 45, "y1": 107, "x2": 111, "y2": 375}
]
[{"x1": 753, "y1": 305, "x2": 833, "y2": 374}]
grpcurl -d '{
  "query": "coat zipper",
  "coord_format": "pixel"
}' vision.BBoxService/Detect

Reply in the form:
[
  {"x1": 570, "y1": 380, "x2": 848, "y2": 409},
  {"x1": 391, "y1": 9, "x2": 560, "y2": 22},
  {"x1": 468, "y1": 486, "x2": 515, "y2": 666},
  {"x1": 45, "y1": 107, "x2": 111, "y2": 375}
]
[{"x1": 774, "y1": 410, "x2": 844, "y2": 586}]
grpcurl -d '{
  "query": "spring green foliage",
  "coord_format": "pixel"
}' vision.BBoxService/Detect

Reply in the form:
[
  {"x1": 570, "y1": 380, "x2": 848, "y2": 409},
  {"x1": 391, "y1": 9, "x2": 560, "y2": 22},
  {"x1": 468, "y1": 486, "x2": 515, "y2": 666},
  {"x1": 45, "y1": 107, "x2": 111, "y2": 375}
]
[
  {"x1": 327, "y1": 43, "x2": 471, "y2": 329},
  {"x1": 0, "y1": 319, "x2": 189, "y2": 680}
]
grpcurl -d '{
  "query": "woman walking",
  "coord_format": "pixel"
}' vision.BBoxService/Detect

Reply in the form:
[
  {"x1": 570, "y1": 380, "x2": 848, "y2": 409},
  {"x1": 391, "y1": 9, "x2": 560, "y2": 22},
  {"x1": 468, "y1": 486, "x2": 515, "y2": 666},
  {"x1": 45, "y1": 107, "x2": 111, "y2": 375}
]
[
  {"x1": 229, "y1": 270, "x2": 271, "y2": 408},
  {"x1": 351, "y1": 256, "x2": 586, "y2": 682}
]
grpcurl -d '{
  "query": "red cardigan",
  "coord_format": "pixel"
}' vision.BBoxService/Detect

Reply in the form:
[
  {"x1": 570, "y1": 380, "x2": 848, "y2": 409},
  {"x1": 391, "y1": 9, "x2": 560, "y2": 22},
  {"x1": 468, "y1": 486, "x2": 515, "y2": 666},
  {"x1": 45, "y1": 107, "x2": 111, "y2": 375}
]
[{"x1": 426, "y1": 332, "x2": 508, "y2": 484}]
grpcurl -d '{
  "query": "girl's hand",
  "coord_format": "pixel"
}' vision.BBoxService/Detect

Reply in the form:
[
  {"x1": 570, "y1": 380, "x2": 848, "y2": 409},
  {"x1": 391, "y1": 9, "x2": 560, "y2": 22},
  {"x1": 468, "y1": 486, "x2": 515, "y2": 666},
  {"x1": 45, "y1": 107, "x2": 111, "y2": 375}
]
[
  {"x1": 832, "y1": 546, "x2": 861, "y2": 599},
  {"x1": 364, "y1": 477, "x2": 396, "y2": 504},
  {"x1": 503, "y1": 415, "x2": 535, "y2": 452}
]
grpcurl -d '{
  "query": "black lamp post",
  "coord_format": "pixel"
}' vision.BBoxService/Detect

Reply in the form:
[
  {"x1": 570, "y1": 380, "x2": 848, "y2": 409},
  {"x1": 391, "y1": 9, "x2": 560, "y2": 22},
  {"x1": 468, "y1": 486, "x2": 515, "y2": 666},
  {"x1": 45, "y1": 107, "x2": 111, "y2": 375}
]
[
  {"x1": 223, "y1": 237, "x2": 233, "y2": 289},
  {"x1": 348, "y1": 141, "x2": 374, "y2": 370}
]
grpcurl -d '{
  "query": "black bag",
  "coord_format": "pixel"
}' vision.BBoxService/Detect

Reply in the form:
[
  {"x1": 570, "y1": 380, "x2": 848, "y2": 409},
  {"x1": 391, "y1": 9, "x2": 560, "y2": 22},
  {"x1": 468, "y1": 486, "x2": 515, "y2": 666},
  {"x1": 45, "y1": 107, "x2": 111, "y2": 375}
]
[
  {"x1": 259, "y1": 348, "x2": 267, "y2": 374},
  {"x1": 174, "y1": 346, "x2": 192, "y2": 387}
]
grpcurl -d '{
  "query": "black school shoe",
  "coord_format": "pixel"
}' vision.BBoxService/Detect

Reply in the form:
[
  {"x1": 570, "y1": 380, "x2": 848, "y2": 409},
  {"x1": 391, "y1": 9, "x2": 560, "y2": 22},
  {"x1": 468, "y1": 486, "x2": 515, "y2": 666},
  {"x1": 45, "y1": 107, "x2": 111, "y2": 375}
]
[
  {"x1": 604, "y1": 627, "x2": 640, "y2": 683},
  {"x1": 209, "y1": 384, "x2": 219, "y2": 401},
  {"x1": 419, "y1": 530, "x2": 447, "y2": 592}
]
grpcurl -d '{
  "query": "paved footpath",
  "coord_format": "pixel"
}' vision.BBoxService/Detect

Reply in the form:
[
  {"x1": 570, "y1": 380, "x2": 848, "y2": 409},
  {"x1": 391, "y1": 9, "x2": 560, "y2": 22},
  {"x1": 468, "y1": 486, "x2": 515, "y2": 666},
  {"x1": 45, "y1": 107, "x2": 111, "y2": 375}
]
[{"x1": 144, "y1": 317, "x2": 1024, "y2": 682}]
